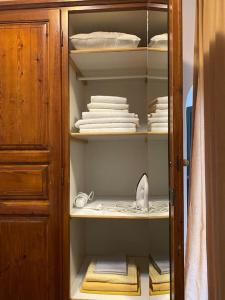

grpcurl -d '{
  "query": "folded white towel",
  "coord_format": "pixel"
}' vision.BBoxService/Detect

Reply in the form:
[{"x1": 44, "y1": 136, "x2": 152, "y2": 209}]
[
  {"x1": 149, "y1": 33, "x2": 168, "y2": 49},
  {"x1": 150, "y1": 127, "x2": 168, "y2": 133},
  {"x1": 155, "y1": 109, "x2": 168, "y2": 113},
  {"x1": 151, "y1": 123, "x2": 168, "y2": 128},
  {"x1": 148, "y1": 103, "x2": 168, "y2": 113},
  {"x1": 91, "y1": 96, "x2": 127, "y2": 104},
  {"x1": 89, "y1": 109, "x2": 129, "y2": 112},
  {"x1": 150, "y1": 96, "x2": 168, "y2": 105},
  {"x1": 82, "y1": 112, "x2": 136, "y2": 119},
  {"x1": 149, "y1": 112, "x2": 168, "y2": 117},
  {"x1": 80, "y1": 128, "x2": 136, "y2": 133},
  {"x1": 75, "y1": 117, "x2": 139, "y2": 128},
  {"x1": 87, "y1": 103, "x2": 129, "y2": 110},
  {"x1": 95, "y1": 255, "x2": 127, "y2": 275},
  {"x1": 148, "y1": 117, "x2": 168, "y2": 123},
  {"x1": 152, "y1": 103, "x2": 168, "y2": 110},
  {"x1": 79, "y1": 123, "x2": 136, "y2": 129}
]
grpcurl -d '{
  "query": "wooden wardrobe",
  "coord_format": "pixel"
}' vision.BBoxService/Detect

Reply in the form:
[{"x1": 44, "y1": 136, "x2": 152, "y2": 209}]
[{"x1": 0, "y1": 1, "x2": 183, "y2": 300}]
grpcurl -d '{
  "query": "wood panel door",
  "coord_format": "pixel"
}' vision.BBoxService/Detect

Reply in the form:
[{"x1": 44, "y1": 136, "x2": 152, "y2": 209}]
[
  {"x1": 168, "y1": 0, "x2": 184, "y2": 299},
  {"x1": 0, "y1": 9, "x2": 62, "y2": 300}
]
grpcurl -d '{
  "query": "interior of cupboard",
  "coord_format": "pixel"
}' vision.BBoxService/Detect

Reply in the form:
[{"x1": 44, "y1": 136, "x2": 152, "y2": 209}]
[{"x1": 69, "y1": 7, "x2": 169, "y2": 300}]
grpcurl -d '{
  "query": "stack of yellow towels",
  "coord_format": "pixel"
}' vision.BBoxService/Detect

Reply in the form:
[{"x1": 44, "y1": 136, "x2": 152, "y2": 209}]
[
  {"x1": 81, "y1": 257, "x2": 140, "y2": 295},
  {"x1": 149, "y1": 257, "x2": 170, "y2": 296}
]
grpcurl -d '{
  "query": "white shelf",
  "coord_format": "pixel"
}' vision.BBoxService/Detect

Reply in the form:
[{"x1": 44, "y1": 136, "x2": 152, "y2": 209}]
[
  {"x1": 70, "y1": 197, "x2": 169, "y2": 220},
  {"x1": 69, "y1": 48, "x2": 167, "y2": 81},
  {"x1": 70, "y1": 131, "x2": 168, "y2": 142},
  {"x1": 70, "y1": 257, "x2": 170, "y2": 300}
]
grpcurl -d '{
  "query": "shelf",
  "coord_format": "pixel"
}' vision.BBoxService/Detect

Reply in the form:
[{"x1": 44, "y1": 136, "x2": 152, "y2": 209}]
[
  {"x1": 69, "y1": 47, "x2": 167, "y2": 81},
  {"x1": 70, "y1": 257, "x2": 170, "y2": 300},
  {"x1": 70, "y1": 197, "x2": 169, "y2": 220},
  {"x1": 70, "y1": 131, "x2": 168, "y2": 142}
]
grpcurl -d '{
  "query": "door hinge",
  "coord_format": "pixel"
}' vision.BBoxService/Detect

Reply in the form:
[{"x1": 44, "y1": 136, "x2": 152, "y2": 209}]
[
  {"x1": 169, "y1": 188, "x2": 175, "y2": 206},
  {"x1": 60, "y1": 30, "x2": 63, "y2": 47},
  {"x1": 61, "y1": 167, "x2": 64, "y2": 185}
]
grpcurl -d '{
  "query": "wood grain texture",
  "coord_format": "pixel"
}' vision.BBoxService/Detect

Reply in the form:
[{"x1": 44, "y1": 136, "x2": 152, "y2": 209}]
[
  {"x1": 0, "y1": 165, "x2": 48, "y2": 199},
  {"x1": 61, "y1": 8, "x2": 70, "y2": 300},
  {"x1": 0, "y1": 0, "x2": 168, "y2": 11},
  {"x1": 0, "y1": 218, "x2": 49, "y2": 300},
  {"x1": 0, "y1": 8, "x2": 62, "y2": 300},
  {"x1": 168, "y1": 0, "x2": 184, "y2": 299},
  {"x1": 0, "y1": 22, "x2": 48, "y2": 149}
]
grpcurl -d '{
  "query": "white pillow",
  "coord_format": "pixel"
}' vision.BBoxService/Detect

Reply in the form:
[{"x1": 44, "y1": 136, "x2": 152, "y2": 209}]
[{"x1": 70, "y1": 32, "x2": 141, "y2": 49}]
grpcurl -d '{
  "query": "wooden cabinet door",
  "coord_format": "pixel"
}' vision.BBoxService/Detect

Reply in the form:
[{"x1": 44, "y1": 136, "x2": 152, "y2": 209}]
[
  {"x1": 0, "y1": 9, "x2": 62, "y2": 300},
  {"x1": 169, "y1": 0, "x2": 184, "y2": 299}
]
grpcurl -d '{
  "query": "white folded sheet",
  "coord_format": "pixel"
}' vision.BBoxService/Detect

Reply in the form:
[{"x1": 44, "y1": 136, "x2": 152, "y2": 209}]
[
  {"x1": 152, "y1": 103, "x2": 168, "y2": 110},
  {"x1": 89, "y1": 109, "x2": 129, "y2": 112},
  {"x1": 75, "y1": 117, "x2": 139, "y2": 128},
  {"x1": 80, "y1": 128, "x2": 136, "y2": 133},
  {"x1": 150, "y1": 128, "x2": 168, "y2": 133},
  {"x1": 82, "y1": 112, "x2": 136, "y2": 119},
  {"x1": 149, "y1": 112, "x2": 168, "y2": 117},
  {"x1": 151, "y1": 123, "x2": 168, "y2": 128},
  {"x1": 91, "y1": 96, "x2": 127, "y2": 104},
  {"x1": 79, "y1": 123, "x2": 136, "y2": 129},
  {"x1": 148, "y1": 117, "x2": 168, "y2": 123},
  {"x1": 150, "y1": 96, "x2": 168, "y2": 105},
  {"x1": 87, "y1": 102, "x2": 129, "y2": 110},
  {"x1": 95, "y1": 255, "x2": 127, "y2": 275}
]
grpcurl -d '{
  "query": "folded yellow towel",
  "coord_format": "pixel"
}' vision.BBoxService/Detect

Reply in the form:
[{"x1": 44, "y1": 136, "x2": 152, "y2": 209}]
[
  {"x1": 85, "y1": 258, "x2": 138, "y2": 284},
  {"x1": 82, "y1": 281, "x2": 138, "y2": 292},
  {"x1": 149, "y1": 262, "x2": 170, "y2": 284},
  {"x1": 150, "y1": 280, "x2": 170, "y2": 292},
  {"x1": 81, "y1": 285, "x2": 141, "y2": 296},
  {"x1": 149, "y1": 287, "x2": 170, "y2": 296}
]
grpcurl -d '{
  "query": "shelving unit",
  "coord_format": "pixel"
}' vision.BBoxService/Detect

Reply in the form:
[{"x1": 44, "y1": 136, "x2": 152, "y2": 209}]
[
  {"x1": 69, "y1": 8, "x2": 170, "y2": 300},
  {"x1": 70, "y1": 47, "x2": 167, "y2": 81},
  {"x1": 70, "y1": 197, "x2": 169, "y2": 219},
  {"x1": 70, "y1": 131, "x2": 168, "y2": 142},
  {"x1": 70, "y1": 257, "x2": 170, "y2": 300}
]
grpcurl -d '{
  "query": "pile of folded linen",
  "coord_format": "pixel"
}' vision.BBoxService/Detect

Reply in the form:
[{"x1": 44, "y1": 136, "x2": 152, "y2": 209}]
[
  {"x1": 148, "y1": 96, "x2": 168, "y2": 132},
  {"x1": 70, "y1": 32, "x2": 141, "y2": 50},
  {"x1": 81, "y1": 255, "x2": 140, "y2": 295},
  {"x1": 74, "y1": 96, "x2": 139, "y2": 133},
  {"x1": 149, "y1": 33, "x2": 168, "y2": 49},
  {"x1": 149, "y1": 254, "x2": 170, "y2": 296}
]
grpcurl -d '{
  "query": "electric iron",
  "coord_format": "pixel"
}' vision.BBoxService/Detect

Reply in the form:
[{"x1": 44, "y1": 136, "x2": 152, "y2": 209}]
[{"x1": 136, "y1": 173, "x2": 149, "y2": 212}]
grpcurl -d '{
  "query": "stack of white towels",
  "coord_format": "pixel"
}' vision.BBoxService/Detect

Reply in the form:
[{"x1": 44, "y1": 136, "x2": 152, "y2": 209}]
[
  {"x1": 148, "y1": 96, "x2": 168, "y2": 132},
  {"x1": 74, "y1": 96, "x2": 139, "y2": 133}
]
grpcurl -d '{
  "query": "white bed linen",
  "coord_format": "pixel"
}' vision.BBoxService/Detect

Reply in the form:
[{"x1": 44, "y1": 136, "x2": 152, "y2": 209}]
[
  {"x1": 75, "y1": 117, "x2": 139, "y2": 128},
  {"x1": 91, "y1": 96, "x2": 127, "y2": 104},
  {"x1": 82, "y1": 112, "x2": 136, "y2": 119},
  {"x1": 80, "y1": 128, "x2": 136, "y2": 133},
  {"x1": 79, "y1": 123, "x2": 136, "y2": 129},
  {"x1": 87, "y1": 102, "x2": 129, "y2": 110}
]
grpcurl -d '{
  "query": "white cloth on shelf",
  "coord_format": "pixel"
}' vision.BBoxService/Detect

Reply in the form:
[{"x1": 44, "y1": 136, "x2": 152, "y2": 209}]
[
  {"x1": 82, "y1": 112, "x2": 136, "y2": 119},
  {"x1": 153, "y1": 103, "x2": 168, "y2": 110},
  {"x1": 151, "y1": 123, "x2": 168, "y2": 128},
  {"x1": 149, "y1": 33, "x2": 168, "y2": 49},
  {"x1": 75, "y1": 117, "x2": 139, "y2": 128},
  {"x1": 89, "y1": 109, "x2": 129, "y2": 112},
  {"x1": 91, "y1": 96, "x2": 127, "y2": 104},
  {"x1": 80, "y1": 128, "x2": 136, "y2": 133},
  {"x1": 79, "y1": 123, "x2": 136, "y2": 129},
  {"x1": 87, "y1": 102, "x2": 129, "y2": 110},
  {"x1": 150, "y1": 96, "x2": 168, "y2": 105},
  {"x1": 149, "y1": 112, "x2": 168, "y2": 117},
  {"x1": 150, "y1": 128, "x2": 168, "y2": 133},
  {"x1": 148, "y1": 117, "x2": 168, "y2": 123},
  {"x1": 95, "y1": 255, "x2": 127, "y2": 275}
]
